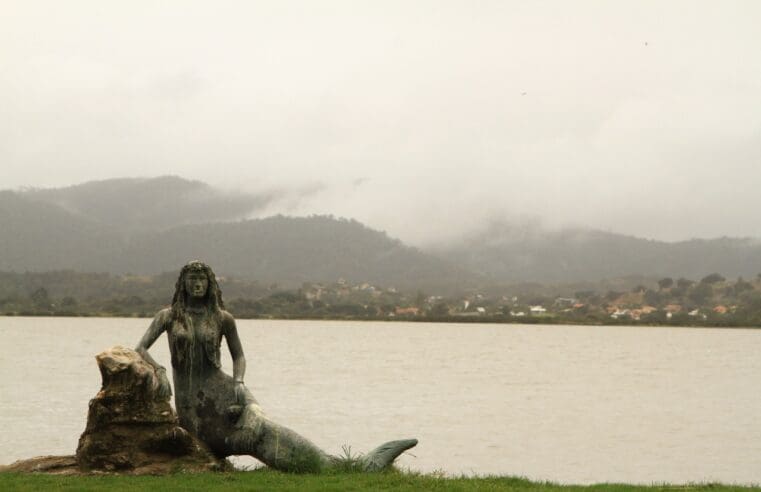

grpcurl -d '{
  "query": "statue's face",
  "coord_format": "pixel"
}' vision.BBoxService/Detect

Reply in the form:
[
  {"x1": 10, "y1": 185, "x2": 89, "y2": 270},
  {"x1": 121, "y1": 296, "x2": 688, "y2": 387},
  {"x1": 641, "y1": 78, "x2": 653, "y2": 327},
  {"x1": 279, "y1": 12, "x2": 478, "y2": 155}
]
[{"x1": 185, "y1": 271, "x2": 209, "y2": 299}]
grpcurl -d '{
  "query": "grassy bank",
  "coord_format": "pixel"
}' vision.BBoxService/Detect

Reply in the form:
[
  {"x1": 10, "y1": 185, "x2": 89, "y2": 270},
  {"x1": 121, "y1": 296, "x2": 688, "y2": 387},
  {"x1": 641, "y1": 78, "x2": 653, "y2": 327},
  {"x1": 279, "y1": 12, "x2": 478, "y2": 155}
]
[{"x1": 1, "y1": 470, "x2": 758, "y2": 492}]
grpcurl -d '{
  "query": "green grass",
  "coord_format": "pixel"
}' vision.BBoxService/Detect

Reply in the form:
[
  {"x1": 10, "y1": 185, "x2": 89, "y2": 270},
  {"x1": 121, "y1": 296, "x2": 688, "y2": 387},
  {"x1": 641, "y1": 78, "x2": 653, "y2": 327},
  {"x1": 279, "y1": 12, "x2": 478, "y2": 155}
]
[{"x1": 1, "y1": 470, "x2": 758, "y2": 492}]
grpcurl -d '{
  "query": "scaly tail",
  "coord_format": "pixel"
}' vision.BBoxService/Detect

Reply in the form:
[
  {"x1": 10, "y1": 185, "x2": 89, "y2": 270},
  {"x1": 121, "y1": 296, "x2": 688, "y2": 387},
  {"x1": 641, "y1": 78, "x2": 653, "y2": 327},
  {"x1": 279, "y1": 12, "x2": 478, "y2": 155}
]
[
  {"x1": 228, "y1": 403, "x2": 418, "y2": 473},
  {"x1": 360, "y1": 439, "x2": 418, "y2": 471}
]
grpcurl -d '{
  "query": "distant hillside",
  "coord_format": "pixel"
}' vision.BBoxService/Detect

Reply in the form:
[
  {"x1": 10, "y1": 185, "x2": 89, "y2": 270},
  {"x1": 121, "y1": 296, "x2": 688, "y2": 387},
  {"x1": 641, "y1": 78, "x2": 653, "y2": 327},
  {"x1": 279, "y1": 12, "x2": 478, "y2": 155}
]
[
  {"x1": 0, "y1": 185, "x2": 474, "y2": 291},
  {"x1": 5, "y1": 177, "x2": 761, "y2": 289},
  {"x1": 434, "y1": 222, "x2": 761, "y2": 283},
  {"x1": 22, "y1": 176, "x2": 270, "y2": 232},
  {"x1": 115, "y1": 215, "x2": 475, "y2": 290},
  {"x1": 0, "y1": 191, "x2": 121, "y2": 272}
]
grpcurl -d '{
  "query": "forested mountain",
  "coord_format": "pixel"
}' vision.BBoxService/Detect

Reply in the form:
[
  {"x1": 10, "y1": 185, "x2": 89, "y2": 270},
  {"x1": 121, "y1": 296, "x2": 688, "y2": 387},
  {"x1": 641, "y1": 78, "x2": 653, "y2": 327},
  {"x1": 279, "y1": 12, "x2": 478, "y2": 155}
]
[
  {"x1": 0, "y1": 185, "x2": 474, "y2": 291},
  {"x1": 116, "y1": 215, "x2": 475, "y2": 290},
  {"x1": 4, "y1": 177, "x2": 761, "y2": 290},
  {"x1": 0, "y1": 190, "x2": 121, "y2": 272},
  {"x1": 435, "y1": 222, "x2": 761, "y2": 283}
]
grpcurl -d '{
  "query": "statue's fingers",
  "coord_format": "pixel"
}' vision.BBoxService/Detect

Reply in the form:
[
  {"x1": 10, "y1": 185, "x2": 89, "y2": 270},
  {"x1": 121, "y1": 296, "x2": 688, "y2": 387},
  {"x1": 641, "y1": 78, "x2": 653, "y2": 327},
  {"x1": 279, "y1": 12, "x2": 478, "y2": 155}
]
[{"x1": 158, "y1": 380, "x2": 172, "y2": 400}]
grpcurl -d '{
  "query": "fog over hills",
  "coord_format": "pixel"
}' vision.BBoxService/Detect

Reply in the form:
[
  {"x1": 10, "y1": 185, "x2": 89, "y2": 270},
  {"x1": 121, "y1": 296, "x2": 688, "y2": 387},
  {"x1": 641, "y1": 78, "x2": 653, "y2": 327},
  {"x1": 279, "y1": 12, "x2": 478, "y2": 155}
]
[
  {"x1": 22, "y1": 176, "x2": 271, "y2": 232},
  {"x1": 4, "y1": 3, "x2": 761, "y2": 247},
  {"x1": 1, "y1": 178, "x2": 475, "y2": 291},
  {"x1": 2, "y1": 177, "x2": 761, "y2": 290},
  {"x1": 435, "y1": 221, "x2": 761, "y2": 283}
]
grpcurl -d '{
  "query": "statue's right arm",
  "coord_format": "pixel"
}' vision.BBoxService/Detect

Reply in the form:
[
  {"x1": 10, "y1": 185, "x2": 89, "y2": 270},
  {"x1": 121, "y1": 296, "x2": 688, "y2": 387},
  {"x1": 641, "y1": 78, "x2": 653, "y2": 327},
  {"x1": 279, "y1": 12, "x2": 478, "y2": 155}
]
[
  {"x1": 135, "y1": 309, "x2": 172, "y2": 399},
  {"x1": 135, "y1": 309, "x2": 169, "y2": 369}
]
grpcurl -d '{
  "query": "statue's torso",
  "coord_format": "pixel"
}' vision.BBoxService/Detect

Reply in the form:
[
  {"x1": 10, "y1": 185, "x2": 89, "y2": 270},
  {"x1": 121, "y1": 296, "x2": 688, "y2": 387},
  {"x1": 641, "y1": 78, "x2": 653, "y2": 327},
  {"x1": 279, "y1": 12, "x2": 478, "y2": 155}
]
[
  {"x1": 167, "y1": 311, "x2": 223, "y2": 374},
  {"x1": 165, "y1": 311, "x2": 236, "y2": 456}
]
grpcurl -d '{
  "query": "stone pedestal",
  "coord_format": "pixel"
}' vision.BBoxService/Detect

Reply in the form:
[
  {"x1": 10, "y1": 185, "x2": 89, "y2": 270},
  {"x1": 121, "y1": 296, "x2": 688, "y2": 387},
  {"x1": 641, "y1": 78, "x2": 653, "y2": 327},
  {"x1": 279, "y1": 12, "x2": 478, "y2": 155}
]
[
  {"x1": 75, "y1": 346, "x2": 221, "y2": 473},
  {"x1": 1, "y1": 346, "x2": 223, "y2": 475}
]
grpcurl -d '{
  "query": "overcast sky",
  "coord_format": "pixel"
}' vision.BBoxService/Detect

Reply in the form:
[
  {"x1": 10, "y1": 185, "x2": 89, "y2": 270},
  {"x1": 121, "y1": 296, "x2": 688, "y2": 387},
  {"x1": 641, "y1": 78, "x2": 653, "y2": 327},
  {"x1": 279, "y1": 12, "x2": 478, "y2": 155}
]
[{"x1": 2, "y1": 1, "x2": 760, "y2": 245}]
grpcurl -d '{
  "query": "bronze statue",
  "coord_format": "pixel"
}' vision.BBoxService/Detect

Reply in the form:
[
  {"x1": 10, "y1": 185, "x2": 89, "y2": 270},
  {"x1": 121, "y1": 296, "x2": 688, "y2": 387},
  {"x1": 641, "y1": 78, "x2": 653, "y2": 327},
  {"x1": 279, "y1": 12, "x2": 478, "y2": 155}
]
[{"x1": 136, "y1": 261, "x2": 416, "y2": 472}]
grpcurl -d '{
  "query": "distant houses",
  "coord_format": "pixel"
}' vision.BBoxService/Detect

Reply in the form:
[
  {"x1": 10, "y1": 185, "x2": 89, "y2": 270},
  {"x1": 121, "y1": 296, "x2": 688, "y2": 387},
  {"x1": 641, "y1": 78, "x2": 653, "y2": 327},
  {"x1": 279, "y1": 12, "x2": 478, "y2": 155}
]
[
  {"x1": 395, "y1": 306, "x2": 420, "y2": 316},
  {"x1": 713, "y1": 305, "x2": 728, "y2": 314},
  {"x1": 295, "y1": 275, "x2": 749, "y2": 324}
]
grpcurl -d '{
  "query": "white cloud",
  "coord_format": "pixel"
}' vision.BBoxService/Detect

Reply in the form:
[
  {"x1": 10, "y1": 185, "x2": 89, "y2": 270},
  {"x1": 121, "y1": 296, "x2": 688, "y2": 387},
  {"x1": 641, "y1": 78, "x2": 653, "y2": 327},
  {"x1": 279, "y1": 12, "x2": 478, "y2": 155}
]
[{"x1": 2, "y1": 1, "x2": 761, "y2": 243}]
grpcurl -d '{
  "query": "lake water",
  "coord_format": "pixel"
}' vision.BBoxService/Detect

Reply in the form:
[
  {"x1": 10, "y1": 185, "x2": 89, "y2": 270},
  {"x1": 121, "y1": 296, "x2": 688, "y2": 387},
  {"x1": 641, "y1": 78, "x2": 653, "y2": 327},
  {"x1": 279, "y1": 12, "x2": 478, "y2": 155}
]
[{"x1": 0, "y1": 317, "x2": 759, "y2": 484}]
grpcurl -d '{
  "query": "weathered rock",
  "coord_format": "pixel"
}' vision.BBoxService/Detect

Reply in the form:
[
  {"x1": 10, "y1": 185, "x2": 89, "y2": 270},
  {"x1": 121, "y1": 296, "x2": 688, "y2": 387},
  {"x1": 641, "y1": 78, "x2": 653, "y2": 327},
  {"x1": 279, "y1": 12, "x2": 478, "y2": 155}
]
[
  {"x1": 0, "y1": 455, "x2": 79, "y2": 475},
  {"x1": 74, "y1": 346, "x2": 222, "y2": 473}
]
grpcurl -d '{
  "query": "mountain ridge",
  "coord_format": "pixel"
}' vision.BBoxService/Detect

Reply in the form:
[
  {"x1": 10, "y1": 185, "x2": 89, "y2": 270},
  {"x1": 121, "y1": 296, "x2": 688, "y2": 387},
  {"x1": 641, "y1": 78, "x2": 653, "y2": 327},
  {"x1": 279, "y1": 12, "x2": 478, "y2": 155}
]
[
  {"x1": 0, "y1": 181, "x2": 475, "y2": 291},
  {"x1": 434, "y1": 221, "x2": 761, "y2": 283},
  {"x1": 21, "y1": 175, "x2": 271, "y2": 233},
  {"x1": 3, "y1": 176, "x2": 761, "y2": 289}
]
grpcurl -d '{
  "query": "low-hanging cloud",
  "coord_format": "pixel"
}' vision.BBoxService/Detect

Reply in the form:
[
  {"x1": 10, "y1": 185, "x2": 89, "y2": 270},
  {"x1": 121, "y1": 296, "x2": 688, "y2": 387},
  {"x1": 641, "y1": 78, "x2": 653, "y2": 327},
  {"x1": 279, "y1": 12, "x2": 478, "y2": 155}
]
[{"x1": 2, "y1": 1, "x2": 760, "y2": 246}]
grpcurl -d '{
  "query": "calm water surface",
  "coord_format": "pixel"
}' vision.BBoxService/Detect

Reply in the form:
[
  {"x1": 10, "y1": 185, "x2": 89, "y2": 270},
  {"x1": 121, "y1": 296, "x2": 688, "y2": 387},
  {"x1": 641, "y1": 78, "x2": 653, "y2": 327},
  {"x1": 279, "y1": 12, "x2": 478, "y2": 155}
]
[{"x1": 0, "y1": 317, "x2": 759, "y2": 484}]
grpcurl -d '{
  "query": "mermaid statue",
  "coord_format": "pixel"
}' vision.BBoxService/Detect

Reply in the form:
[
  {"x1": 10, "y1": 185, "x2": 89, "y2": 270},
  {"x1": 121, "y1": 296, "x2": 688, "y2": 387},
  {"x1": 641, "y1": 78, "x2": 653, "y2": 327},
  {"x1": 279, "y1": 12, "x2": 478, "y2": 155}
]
[{"x1": 136, "y1": 261, "x2": 417, "y2": 472}]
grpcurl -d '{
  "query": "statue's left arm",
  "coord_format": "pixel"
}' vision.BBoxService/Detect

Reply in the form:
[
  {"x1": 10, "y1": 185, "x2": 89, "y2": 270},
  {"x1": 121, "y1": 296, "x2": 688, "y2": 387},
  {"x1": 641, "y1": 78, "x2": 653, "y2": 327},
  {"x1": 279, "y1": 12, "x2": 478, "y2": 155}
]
[
  {"x1": 223, "y1": 312, "x2": 248, "y2": 403},
  {"x1": 135, "y1": 309, "x2": 172, "y2": 400}
]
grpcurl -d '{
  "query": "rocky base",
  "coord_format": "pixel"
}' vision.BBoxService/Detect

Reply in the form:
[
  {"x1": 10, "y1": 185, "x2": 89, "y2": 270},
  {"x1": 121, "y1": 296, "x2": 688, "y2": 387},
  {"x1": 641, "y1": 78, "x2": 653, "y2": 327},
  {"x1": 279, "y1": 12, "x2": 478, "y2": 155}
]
[
  {"x1": 0, "y1": 456, "x2": 79, "y2": 475},
  {"x1": 1, "y1": 346, "x2": 225, "y2": 475},
  {"x1": 0, "y1": 454, "x2": 231, "y2": 475}
]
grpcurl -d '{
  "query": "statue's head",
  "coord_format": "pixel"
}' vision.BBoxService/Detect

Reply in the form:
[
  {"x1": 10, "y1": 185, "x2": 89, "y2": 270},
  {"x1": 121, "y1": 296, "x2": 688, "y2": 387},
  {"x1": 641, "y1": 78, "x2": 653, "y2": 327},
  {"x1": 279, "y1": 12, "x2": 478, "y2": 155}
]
[{"x1": 171, "y1": 261, "x2": 224, "y2": 321}]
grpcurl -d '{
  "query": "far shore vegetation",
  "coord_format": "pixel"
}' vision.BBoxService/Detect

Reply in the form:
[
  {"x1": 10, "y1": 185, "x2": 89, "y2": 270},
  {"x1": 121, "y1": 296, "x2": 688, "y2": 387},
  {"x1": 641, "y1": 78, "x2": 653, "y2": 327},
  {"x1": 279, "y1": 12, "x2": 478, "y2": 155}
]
[
  {"x1": 1, "y1": 470, "x2": 759, "y2": 492},
  {"x1": 3, "y1": 270, "x2": 761, "y2": 328}
]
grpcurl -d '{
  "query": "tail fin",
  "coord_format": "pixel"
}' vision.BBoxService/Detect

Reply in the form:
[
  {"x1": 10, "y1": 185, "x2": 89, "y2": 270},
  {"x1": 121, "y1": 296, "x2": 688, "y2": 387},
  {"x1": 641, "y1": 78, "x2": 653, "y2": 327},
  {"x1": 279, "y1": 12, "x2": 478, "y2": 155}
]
[{"x1": 361, "y1": 438, "x2": 418, "y2": 471}]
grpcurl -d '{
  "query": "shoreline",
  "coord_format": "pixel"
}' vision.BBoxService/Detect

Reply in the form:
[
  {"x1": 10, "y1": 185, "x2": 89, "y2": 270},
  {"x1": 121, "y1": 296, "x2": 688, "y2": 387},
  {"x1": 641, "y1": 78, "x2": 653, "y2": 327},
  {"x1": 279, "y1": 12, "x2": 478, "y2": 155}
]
[{"x1": 1, "y1": 311, "x2": 758, "y2": 330}]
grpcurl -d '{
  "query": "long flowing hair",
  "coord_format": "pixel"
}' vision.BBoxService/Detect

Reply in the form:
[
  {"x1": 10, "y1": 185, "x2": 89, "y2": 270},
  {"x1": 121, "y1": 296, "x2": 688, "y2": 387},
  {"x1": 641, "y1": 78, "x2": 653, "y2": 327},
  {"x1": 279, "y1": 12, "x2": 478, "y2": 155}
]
[{"x1": 171, "y1": 260, "x2": 225, "y2": 329}]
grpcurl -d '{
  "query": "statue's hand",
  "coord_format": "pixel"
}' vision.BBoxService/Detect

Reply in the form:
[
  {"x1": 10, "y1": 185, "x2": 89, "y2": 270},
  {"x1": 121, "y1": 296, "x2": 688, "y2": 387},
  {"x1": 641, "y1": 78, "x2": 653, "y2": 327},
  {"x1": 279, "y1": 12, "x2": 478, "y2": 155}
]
[
  {"x1": 155, "y1": 367, "x2": 172, "y2": 401},
  {"x1": 234, "y1": 380, "x2": 247, "y2": 405}
]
